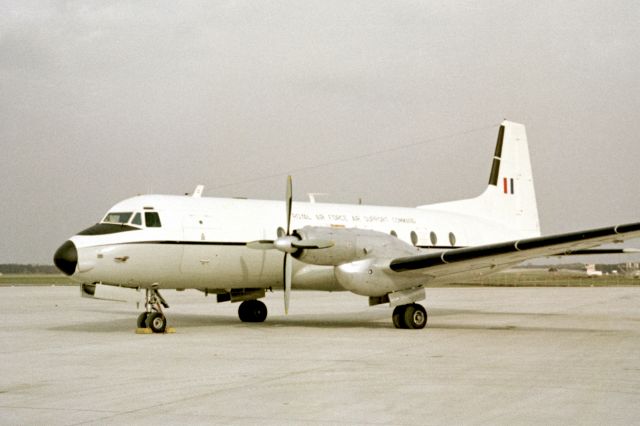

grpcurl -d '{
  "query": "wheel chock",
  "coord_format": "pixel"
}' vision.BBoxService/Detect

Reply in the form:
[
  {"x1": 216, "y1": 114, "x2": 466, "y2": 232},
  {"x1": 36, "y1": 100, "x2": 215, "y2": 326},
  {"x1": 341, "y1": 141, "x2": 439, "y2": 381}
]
[{"x1": 135, "y1": 327, "x2": 176, "y2": 334}]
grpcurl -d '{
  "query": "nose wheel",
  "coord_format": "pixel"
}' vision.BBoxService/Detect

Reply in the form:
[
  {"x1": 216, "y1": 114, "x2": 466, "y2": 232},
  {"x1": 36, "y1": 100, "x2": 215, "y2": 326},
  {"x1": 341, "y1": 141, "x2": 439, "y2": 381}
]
[
  {"x1": 147, "y1": 312, "x2": 167, "y2": 333},
  {"x1": 137, "y1": 312, "x2": 150, "y2": 328},
  {"x1": 137, "y1": 288, "x2": 170, "y2": 333},
  {"x1": 392, "y1": 303, "x2": 427, "y2": 329}
]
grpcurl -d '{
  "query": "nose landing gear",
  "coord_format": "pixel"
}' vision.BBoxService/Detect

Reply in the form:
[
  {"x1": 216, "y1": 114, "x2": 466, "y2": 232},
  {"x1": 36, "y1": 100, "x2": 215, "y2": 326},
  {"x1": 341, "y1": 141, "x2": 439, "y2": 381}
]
[{"x1": 137, "y1": 288, "x2": 170, "y2": 333}]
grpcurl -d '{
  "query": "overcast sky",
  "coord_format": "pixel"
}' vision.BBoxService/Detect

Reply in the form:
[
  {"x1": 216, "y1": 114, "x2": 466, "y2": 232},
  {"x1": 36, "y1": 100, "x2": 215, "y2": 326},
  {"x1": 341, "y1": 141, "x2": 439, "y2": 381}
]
[{"x1": 1, "y1": 1, "x2": 639, "y2": 264}]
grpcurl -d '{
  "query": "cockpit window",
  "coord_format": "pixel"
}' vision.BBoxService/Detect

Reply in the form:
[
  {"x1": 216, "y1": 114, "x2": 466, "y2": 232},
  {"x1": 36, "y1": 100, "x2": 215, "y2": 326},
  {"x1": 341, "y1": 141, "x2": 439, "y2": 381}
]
[
  {"x1": 131, "y1": 213, "x2": 142, "y2": 226},
  {"x1": 103, "y1": 212, "x2": 133, "y2": 224},
  {"x1": 145, "y1": 212, "x2": 162, "y2": 228}
]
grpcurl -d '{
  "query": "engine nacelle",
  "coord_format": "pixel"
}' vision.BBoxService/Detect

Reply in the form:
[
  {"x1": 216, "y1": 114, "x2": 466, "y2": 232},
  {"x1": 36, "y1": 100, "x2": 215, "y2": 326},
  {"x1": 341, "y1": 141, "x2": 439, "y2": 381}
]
[
  {"x1": 333, "y1": 258, "x2": 419, "y2": 297},
  {"x1": 292, "y1": 226, "x2": 419, "y2": 266}
]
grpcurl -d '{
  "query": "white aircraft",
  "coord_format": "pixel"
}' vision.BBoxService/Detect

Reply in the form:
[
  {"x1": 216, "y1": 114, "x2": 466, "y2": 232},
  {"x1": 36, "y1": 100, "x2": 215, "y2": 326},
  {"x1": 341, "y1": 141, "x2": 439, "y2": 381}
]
[{"x1": 53, "y1": 121, "x2": 640, "y2": 332}]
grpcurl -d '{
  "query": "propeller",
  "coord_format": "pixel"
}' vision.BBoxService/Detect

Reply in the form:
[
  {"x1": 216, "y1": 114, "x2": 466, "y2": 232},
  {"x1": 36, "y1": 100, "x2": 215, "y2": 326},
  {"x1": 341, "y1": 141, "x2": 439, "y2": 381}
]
[
  {"x1": 283, "y1": 175, "x2": 293, "y2": 315},
  {"x1": 246, "y1": 175, "x2": 333, "y2": 314}
]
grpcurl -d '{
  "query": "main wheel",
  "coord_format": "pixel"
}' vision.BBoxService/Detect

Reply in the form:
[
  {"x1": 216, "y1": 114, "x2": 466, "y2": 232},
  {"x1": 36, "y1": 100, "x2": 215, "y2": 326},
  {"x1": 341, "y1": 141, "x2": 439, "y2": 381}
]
[
  {"x1": 403, "y1": 304, "x2": 427, "y2": 329},
  {"x1": 392, "y1": 305, "x2": 407, "y2": 329},
  {"x1": 238, "y1": 300, "x2": 268, "y2": 323},
  {"x1": 136, "y1": 312, "x2": 149, "y2": 328},
  {"x1": 147, "y1": 312, "x2": 167, "y2": 333}
]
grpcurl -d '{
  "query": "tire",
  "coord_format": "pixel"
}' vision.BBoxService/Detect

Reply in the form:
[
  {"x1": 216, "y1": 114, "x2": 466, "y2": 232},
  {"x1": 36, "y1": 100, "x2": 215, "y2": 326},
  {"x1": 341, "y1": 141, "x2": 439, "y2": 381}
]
[
  {"x1": 238, "y1": 300, "x2": 267, "y2": 323},
  {"x1": 147, "y1": 312, "x2": 167, "y2": 333},
  {"x1": 136, "y1": 312, "x2": 149, "y2": 328},
  {"x1": 392, "y1": 305, "x2": 407, "y2": 329},
  {"x1": 250, "y1": 300, "x2": 267, "y2": 322},
  {"x1": 403, "y1": 304, "x2": 427, "y2": 330},
  {"x1": 238, "y1": 301, "x2": 247, "y2": 322}
]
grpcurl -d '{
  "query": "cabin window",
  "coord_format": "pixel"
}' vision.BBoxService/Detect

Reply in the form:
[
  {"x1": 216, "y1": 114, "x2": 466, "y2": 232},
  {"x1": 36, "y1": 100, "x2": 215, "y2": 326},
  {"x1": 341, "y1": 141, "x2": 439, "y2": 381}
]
[
  {"x1": 145, "y1": 212, "x2": 162, "y2": 228},
  {"x1": 430, "y1": 231, "x2": 438, "y2": 246},
  {"x1": 449, "y1": 232, "x2": 456, "y2": 246},
  {"x1": 390, "y1": 230, "x2": 398, "y2": 237},
  {"x1": 131, "y1": 213, "x2": 142, "y2": 226},
  {"x1": 103, "y1": 212, "x2": 133, "y2": 224},
  {"x1": 410, "y1": 231, "x2": 418, "y2": 246}
]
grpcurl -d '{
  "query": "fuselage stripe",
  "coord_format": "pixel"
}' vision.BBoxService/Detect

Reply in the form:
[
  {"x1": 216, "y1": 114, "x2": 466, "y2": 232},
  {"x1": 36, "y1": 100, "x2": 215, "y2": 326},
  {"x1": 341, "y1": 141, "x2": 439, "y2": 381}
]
[
  {"x1": 133, "y1": 241, "x2": 246, "y2": 246},
  {"x1": 85, "y1": 240, "x2": 465, "y2": 250},
  {"x1": 83, "y1": 241, "x2": 248, "y2": 248}
]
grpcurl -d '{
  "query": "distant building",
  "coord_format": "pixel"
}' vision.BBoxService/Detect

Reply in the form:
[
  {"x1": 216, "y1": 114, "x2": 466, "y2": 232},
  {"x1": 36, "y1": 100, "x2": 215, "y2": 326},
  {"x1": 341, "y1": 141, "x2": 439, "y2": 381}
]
[
  {"x1": 585, "y1": 264, "x2": 603, "y2": 277},
  {"x1": 625, "y1": 262, "x2": 640, "y2": 278}
]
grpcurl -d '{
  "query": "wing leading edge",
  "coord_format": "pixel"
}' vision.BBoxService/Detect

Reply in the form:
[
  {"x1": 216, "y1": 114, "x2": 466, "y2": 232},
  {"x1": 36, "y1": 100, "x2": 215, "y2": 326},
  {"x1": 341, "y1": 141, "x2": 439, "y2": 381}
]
[{"x1": 389, "y1": 222, "x2": 640, "y2": 275}]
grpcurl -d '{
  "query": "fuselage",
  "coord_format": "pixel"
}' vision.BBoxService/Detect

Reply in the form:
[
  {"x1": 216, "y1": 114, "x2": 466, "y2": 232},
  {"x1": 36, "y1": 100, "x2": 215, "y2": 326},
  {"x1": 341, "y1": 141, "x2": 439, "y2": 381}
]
[
  {"x1": 50, "y1": 121, "x2": 635, "y2": 331},
  {"x1": 62, "y1": 193, "x2": 534, "y2": 291}
]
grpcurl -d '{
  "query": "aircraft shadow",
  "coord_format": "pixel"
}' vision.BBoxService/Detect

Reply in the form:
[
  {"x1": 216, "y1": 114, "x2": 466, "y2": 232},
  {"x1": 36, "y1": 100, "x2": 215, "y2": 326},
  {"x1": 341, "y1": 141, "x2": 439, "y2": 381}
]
[
  {"x1": 426, "y1": 323, "x2": 610, "y2": 333},
  {"x1": 171, "y1": 311, "x2": 394, "y2": 329},
  {"x1": 48, "y1": 307, "x2": 612, "y2": 334}
]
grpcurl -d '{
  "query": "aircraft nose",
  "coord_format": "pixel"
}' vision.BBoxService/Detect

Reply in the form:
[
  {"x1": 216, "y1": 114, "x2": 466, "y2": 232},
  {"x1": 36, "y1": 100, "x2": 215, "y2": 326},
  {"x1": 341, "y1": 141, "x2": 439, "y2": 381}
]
[{"x1": 54, "y1": 240, "x2": 78, "y2": 276}]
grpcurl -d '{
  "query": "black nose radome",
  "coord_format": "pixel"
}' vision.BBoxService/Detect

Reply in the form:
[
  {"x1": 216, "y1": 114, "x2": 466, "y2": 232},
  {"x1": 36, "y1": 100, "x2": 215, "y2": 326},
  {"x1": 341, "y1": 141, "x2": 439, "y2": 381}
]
[{"x1": 54, "y1": 240, "x2": 78, "y2": 276}]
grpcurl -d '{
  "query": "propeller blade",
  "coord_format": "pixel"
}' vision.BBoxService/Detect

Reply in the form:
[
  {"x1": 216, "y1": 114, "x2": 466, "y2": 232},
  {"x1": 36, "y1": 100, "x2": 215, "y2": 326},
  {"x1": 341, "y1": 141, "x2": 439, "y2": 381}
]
[
  {"x1": 291, "y1": 239, "x2": 335, "y2": 250},
  {"x1": 280, "y1": 176, "x2": 293, "y2": 315},
  {"x1": 246, "y1": 240, "x2": 275, "y2": 250},
  {"x1": 284, "y1": 252, "x2": 292, "y2": 314},
  {"x1": 285, "y1": 175, "x2": 292, "y2": 235}
]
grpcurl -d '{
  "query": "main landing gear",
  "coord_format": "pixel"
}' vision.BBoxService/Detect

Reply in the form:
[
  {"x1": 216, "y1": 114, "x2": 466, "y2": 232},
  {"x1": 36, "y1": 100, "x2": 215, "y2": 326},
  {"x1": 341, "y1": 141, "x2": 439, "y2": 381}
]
[
  {"x1": 392, "y1": 304, "x2": 428, "y2": 329},
  {"x1": 137, "y1": 288, "x2": 170, "y2": 333},
  {"x1": 238, "y1": 299, "x2": 268, "y2": 323}
]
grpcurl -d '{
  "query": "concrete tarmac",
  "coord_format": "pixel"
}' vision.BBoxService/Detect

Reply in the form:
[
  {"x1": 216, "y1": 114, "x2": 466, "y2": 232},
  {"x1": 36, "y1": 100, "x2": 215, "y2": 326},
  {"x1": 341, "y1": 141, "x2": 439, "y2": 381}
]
[{"x1": 1, "y1": 286, "x2": 639, "y2": 425}]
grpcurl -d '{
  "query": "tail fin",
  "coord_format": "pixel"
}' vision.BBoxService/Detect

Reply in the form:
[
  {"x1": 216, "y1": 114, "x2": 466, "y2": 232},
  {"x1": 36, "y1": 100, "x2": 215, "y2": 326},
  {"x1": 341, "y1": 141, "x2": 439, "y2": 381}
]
[{"x1": 421, "y1": 121, "x2": 541, "y2": 238}]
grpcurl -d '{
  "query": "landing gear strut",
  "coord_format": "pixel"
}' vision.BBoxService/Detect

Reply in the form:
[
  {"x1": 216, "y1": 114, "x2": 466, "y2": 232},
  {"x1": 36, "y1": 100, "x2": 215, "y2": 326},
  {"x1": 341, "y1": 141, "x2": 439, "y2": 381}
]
[
  {"x1": 238, "y1": 299, "x2": 268, "y2": 323},
  {"x1": 137, "y1": 288, "x2": 169, "y2": 333},
  {"x1": 392, "y1": 303, "x2": 427, "y2": 329}
]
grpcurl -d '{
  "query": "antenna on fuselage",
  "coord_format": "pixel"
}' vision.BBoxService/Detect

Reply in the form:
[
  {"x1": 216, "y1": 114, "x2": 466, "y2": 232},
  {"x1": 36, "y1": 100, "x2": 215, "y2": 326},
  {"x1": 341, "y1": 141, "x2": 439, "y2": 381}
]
[
  {"x1": 308, "y1": 193, "x2": 328, "y2": 203},
  {"x1": 192, "y1": 185, "x2": 205, "y2": 198}
]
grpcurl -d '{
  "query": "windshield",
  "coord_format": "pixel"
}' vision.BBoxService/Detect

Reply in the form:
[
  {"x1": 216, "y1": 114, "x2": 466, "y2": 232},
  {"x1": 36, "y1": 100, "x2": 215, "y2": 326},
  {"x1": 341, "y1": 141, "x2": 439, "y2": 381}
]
[{"x1": 102, "y1": 212, "x2": 133, "y2": 224}]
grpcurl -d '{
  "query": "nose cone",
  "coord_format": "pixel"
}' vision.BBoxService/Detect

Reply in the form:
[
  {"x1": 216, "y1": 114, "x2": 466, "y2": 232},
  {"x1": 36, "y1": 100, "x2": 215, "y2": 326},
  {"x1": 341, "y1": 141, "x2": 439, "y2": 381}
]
[{"x1": 54, "y1": 240, "x2": 78, "y2": 276}]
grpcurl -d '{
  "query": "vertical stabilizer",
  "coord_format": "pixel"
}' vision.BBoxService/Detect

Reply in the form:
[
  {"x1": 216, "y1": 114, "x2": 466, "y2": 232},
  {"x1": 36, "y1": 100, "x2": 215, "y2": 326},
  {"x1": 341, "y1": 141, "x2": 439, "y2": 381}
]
[{"x1": 421, "y1": 121, "x2": 541, "y2": 238}]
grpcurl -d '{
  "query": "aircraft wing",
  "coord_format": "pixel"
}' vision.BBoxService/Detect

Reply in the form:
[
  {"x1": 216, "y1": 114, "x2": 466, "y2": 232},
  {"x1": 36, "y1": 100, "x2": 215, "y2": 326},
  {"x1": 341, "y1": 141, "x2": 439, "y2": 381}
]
[{"x1": 389, "y1": 222, "x2": 640, "y2": 278}]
